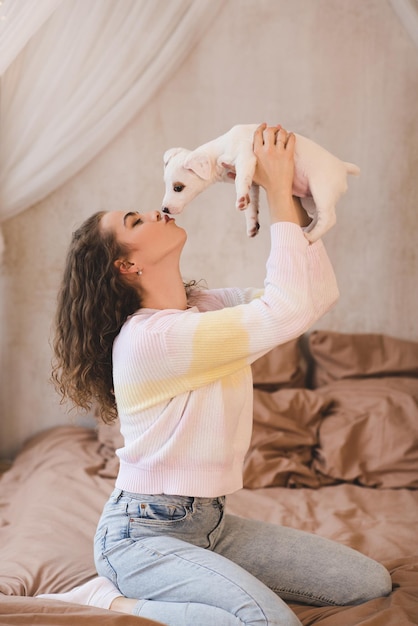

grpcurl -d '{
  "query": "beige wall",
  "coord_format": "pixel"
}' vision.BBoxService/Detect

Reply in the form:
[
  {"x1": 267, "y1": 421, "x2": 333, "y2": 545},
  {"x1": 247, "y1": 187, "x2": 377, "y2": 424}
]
[{"x1": 1, "y1": 0, "x2": 418, "y2": 458}]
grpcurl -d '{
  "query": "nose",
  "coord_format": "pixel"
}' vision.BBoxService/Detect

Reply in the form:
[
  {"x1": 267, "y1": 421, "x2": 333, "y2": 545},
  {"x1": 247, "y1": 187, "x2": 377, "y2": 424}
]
[
  {"x1": 162, "y1": 207, "x2": 170, "y2": 214},
  {"x1": 149, "y1": 210, "x2": 162, "y2": 221}
]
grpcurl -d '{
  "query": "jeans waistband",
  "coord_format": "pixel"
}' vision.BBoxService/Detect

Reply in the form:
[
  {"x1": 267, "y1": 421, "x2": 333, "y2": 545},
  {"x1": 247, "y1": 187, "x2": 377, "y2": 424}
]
[{"x1": 110, "y1": 488, "x2": 225, "y2": 507}]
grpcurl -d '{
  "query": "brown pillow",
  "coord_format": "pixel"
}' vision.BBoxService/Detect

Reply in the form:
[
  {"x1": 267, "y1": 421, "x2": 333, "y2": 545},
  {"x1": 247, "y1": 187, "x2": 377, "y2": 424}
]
[
  {"x1": 97, "y1": 417, "x2": 124, "y2": 451},
  {"x1": 309, "y1": 330, "x2": 418, "y2": 387},
  {"x1": 243, "y1": 388, "x2": 331, "y2": 489},
  {"x1": 0, "y1": 427, "x2": 106, "y2": 596},
  {"x1": 313, "y1": 377, "x2": 418, "y2": 488},
  {"x1": 251, "y1": 338, "x2": 307, "y2": 391},
  {"x1": 96, "y1": 418, "x2": 123, "y2": 478}
]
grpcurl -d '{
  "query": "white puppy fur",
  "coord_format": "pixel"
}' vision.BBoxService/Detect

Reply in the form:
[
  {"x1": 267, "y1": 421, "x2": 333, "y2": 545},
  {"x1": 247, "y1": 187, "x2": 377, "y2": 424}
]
[{"x1": 162, "y1": 124, "x2": 360, "y2": 242}]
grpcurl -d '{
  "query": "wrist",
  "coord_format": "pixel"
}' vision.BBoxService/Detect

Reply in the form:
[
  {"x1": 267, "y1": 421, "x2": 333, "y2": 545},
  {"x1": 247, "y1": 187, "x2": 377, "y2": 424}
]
[
  {"x1": 267, "y1": 194, "x2": 311, "y2": 227},
  {"x1": 267, "y1": 191, "x2": 297, "y2": 223}
]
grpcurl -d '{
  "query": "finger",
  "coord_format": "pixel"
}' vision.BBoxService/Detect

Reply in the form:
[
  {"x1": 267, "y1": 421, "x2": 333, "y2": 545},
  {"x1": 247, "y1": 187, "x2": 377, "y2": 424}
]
[
  {"x1": 253, "y1": 123, "x2": 267, "y2": 149},
  {"x1": 273, "y1": 124, "x2": 282, "y2": 142},
  {"x1": 285, "y1": 132, "x2": 296, "y2": 151},
  {"x1": 264, "y1": 125, "x2": 281, "y2": 148},
  {"x1": 276, "y1": 127, "x2": 288, "y2": 148}
]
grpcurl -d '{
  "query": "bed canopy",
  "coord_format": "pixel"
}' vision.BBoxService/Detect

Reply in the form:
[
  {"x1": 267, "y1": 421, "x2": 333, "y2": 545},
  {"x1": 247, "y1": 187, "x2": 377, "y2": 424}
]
[{"x1": 0, "y1": 0, "x2": 224, "y2": 259}]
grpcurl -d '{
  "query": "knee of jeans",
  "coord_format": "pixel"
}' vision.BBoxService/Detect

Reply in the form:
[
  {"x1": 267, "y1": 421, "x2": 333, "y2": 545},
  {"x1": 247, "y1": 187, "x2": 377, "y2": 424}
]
[
  {"x1": 366, "y1": 563, "x2": 392, "y2": 600},
  {"x1": 349, "y1": 562, "x2": 392, "y2": 605}
]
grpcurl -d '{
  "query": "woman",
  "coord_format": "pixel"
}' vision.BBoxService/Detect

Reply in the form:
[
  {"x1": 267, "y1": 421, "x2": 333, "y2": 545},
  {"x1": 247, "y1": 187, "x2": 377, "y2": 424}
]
[{"x1": 41, "y1": 125, "x2": 392, "y2": 625}]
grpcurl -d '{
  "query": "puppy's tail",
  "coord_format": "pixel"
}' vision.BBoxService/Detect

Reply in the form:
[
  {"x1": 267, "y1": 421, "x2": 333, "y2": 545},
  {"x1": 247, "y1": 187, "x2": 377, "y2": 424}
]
[{"x1": 345, "y1": 162, "x2": 361, "y2": 176}]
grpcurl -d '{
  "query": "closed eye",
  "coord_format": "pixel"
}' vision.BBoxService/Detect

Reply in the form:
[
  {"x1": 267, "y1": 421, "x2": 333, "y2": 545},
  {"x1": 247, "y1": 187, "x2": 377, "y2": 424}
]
[
  {"x1": 123, "y1": 211, "x2": 143, "y2": 227},
  {"x1": 173, "y1": 183, "x2": 185, "y2": 192}
]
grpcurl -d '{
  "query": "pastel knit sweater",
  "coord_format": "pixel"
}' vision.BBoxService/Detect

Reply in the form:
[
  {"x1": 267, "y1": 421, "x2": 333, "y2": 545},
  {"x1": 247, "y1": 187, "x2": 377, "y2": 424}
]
[{"x1": 113, "y1": 222, "x2": 339, "y2": 497}]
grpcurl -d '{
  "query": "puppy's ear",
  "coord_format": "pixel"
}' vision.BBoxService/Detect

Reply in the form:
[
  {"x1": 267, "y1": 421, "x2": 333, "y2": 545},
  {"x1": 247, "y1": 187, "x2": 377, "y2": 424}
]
[
  {"x1": 184, "y1": 151, "x2": 212, "y2": 180},
  {"x1": 163, "y1": 147, "x2": 183, "y2": 167}
]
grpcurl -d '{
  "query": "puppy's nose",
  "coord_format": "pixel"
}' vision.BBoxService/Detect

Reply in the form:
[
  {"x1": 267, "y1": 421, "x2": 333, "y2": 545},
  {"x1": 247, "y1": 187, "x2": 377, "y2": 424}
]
[{"x1": 162, "y1": 207, "x2": 171, "y2": 214}]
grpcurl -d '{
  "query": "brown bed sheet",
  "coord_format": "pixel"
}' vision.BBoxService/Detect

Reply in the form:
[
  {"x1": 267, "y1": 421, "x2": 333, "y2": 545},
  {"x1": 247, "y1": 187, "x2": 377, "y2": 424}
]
[
  {"x1": 0, "y1": 596, "x2": 162, "y2": 626},
  {"x1": 0, "y1": 426, "x2": 417, "y2": 625},
  {"x1": 227, "y1": 489, "x2": 418, "y2": 624}
]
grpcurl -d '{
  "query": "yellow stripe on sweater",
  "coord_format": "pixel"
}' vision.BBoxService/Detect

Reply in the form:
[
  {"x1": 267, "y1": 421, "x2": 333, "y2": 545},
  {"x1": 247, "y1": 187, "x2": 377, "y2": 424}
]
[{"x1": 188, "y1": 307, "x2": 250, "y2": 386}]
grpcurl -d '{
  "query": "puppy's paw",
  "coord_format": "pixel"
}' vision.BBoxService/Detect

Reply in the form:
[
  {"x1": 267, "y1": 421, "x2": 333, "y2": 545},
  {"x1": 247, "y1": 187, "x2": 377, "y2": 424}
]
[
  {"x1": 236, "y1": 194, "x2": 250, "y2": 211},
  {"x1": 247, "y1": 221, "x2": 260, "y2": 237},
  {"x1": 221, "y1": 162, "x2": 236, "y2": 180},
  {"x1": 303, "y1": 229, "x2": 319, "y2": 243},
  {"x1": 303, "y1": 213, "x2": 336, "y2": 243}
]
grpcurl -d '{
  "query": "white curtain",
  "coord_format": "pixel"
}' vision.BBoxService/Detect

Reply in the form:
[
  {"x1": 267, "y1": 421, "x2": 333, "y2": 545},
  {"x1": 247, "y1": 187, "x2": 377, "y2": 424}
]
[
  {"x1": 0, "y1": 0, "x2": 65, "y2": 75},
  {"x1": 0, "y1": 0, "x2": 224, "y2": 229},
  {"x1": 389, "y1": 0, "x2": 418, "y2": 50}
]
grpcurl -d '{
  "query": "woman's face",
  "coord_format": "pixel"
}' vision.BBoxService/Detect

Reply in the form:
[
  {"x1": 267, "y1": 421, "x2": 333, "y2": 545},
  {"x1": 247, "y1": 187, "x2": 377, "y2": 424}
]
[{"x1": 101, "y1": 209, "x2": 187, "y2": 270}]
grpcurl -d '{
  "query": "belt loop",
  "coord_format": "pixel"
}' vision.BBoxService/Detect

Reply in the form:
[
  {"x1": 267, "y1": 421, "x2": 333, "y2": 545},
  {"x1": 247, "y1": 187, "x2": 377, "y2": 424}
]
[{"x1": 110, "y1": 488, "x2": 123, "y2": 503}]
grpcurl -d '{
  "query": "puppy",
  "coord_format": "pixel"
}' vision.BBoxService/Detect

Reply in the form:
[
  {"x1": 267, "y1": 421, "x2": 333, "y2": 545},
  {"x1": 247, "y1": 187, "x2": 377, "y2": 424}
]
[{"x1": 162, "y1": 124, "x2": 360, "y2": 242}]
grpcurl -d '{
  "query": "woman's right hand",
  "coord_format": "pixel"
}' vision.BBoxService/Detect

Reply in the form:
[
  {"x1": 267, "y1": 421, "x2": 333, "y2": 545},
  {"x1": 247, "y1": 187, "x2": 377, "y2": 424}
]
[{"x1": 252, "y1": 123, "x2": 310, "y2": 227}]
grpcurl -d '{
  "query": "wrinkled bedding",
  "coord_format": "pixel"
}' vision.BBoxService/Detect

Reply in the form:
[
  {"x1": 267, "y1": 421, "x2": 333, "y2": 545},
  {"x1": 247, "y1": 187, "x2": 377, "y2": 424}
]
[{"x1": 1, "y1": 330, "x2": 417, "y2": 625}]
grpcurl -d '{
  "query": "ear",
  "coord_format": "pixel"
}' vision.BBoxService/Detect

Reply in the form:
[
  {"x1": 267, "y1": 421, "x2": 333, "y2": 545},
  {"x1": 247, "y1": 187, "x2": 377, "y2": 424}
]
[
  {"x1": 184, "y1": 151, "x2": 212, "y2": 180},
  {"x1": 163, "y1": 147, "x2": 183, "y2": 167},
  {"x1": 114, "y1": 259, "x2": 137, "y2": 275}
]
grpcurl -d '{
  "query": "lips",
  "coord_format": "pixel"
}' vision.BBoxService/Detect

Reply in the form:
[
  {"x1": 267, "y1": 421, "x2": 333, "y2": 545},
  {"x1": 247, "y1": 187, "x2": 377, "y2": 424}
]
[{"x1": 164, "y1": 214, "x2": 174, "y2": 223}]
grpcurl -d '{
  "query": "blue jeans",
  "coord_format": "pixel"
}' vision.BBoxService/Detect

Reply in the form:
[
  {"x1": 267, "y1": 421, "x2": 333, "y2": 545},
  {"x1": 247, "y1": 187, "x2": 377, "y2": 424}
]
[{"x1": 94, "y1": 490, "x2": 392, "y2": 626}]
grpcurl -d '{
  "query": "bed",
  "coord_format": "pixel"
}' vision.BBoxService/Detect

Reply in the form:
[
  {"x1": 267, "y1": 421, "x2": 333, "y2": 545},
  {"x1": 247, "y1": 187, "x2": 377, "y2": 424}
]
[{"x1": 1, "y1": 330, "x2": 417, "y2": 625}]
